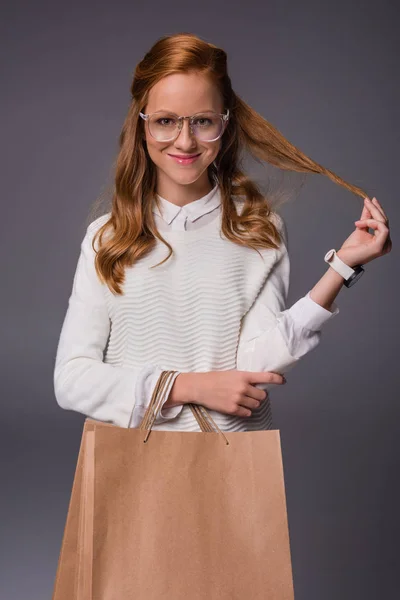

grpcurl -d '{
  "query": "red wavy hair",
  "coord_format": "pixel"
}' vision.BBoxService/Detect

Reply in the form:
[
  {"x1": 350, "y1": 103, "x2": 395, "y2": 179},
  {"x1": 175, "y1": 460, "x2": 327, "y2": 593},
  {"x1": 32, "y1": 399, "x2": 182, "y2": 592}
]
[{"x1": 89, "y1": 32, "x2": 369, "y2": 295}]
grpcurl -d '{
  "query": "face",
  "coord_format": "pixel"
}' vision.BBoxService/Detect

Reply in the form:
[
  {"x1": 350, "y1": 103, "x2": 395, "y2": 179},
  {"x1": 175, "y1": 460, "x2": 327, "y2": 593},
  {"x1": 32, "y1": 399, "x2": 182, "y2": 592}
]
[{"x1": 142, "y1": 72, "x2": 227, "y2": 201}]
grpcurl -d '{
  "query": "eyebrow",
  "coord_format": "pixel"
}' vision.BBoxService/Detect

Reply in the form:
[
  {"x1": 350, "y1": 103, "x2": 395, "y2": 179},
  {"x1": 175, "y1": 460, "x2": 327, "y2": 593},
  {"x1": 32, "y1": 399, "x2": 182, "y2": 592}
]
[{"x1": 152, "y1": 108, "x2": 218, "y2": 114}]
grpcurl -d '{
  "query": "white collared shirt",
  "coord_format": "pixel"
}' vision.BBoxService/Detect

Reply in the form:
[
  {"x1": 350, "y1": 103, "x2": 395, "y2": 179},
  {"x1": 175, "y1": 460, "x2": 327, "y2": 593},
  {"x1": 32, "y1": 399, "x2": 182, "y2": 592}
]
[
  {"x1": 150, "y1": 184, "x2": 339, "y2": 423},
  {"x1": 54, "y1": 184, "x2": 340, "y2": 431},
  {"x1": 153, "y1": 184, "x2": 221, "y2": 231},
  {"x1": 152, "y1": 182, "x2": 339, "y2": 334}
]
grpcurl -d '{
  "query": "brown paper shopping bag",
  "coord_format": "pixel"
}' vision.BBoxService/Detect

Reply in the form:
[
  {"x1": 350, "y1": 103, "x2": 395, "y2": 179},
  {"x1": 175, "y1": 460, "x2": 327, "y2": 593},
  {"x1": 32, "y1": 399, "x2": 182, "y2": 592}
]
[{"x1": 52, "y1": 370, "x2": 295, "y2": 600}]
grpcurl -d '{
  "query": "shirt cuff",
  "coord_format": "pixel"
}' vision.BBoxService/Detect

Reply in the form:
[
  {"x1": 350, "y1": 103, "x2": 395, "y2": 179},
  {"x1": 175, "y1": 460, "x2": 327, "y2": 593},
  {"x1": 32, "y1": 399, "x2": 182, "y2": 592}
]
[
  {"x1": 130, "y1": 367, "x2": 184, "y2": 428},
  {"x1": 284, "y1": 290, "x2": 340, "y2": 332},
  {"x1": 158, "y1": 371, "x2": 185, "y2": 420},
  {"x1": 146, "y1": 369, "x2": 184, "y2": 422}
]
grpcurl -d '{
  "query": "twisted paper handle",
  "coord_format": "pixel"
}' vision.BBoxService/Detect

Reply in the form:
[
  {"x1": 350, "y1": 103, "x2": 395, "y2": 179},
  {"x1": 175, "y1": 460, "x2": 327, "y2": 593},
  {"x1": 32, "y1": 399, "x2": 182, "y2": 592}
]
[{"x1": 138, "y1": 370, "x2": 229, "y2": 444}]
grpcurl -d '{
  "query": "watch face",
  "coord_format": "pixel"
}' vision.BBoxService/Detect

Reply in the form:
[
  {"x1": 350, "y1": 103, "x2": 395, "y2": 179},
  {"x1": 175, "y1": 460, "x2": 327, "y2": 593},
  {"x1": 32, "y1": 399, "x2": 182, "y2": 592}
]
[{"x1": 346, "y1": 267, "x2": 364, "y2": 287}]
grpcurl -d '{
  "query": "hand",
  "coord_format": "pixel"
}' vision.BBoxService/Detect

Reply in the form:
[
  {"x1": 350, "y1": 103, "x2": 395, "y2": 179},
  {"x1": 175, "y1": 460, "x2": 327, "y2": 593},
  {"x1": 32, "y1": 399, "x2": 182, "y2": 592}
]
[
  {"x1": 189, "y1": 370, "x2": 286, "y2": 418},
  {"x1": 337, "y1": 197, "x2": 392, "y2": 268}
]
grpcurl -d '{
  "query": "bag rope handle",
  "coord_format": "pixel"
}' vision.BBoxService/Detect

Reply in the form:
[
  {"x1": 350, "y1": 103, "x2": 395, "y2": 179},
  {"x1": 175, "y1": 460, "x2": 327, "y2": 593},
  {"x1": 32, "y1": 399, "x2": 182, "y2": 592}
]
[{"x1": 139, "y1": 370, "x2": 229, "y2": 445}]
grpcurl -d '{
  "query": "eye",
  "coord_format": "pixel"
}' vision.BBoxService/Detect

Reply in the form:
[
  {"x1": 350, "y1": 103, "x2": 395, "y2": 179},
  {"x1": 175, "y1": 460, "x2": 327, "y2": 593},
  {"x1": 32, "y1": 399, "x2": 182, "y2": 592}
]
[
  {"x1": 155, "y1": 116, "x2": 177, "y2": 127},
  {"x1": 193, "y1": 117, "x2": 213, "y2": 127}
]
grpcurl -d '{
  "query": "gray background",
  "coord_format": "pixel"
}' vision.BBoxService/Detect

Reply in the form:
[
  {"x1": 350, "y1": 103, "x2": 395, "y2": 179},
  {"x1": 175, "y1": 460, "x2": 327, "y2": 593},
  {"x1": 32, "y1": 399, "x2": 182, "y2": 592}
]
[{"x1": 1, "y1": 0, "x2": 398, "y2": 598}]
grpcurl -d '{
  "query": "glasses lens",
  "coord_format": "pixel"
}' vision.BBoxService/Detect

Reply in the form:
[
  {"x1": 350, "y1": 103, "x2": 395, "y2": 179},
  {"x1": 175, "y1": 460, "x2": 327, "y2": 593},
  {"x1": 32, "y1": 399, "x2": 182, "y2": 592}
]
[
  {"x1": 192, "y1": 113, "x2": 223, "y2": 141},
  {"x1": 148, "y1": 112, "x2": 223, "y2": 142},
  {"x1": 149, "y1": 112, "x2": 179, "y2": 142}
]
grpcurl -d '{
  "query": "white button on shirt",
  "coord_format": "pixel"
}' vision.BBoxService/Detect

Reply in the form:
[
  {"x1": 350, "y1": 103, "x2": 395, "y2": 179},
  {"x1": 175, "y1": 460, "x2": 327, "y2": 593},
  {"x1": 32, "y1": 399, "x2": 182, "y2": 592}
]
[{"x1": 153, "y1": 184, "x2": 222, "y2": 231}]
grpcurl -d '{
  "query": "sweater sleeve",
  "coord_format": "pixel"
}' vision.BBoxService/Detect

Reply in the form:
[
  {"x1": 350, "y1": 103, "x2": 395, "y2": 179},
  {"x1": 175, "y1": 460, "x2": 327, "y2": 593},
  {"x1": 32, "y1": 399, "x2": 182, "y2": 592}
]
[
  {"x1": 53, "y1": 216, "x2": 184, "y2": 428},
  {"x1": 236, "y1": 213, "x2": 340, "y2": 385}
]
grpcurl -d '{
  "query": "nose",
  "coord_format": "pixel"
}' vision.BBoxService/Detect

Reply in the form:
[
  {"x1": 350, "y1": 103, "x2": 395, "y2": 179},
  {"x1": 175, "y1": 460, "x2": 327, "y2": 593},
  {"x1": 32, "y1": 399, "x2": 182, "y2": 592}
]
[{"x1": 174, "y1": 118, "x2": 198, "y2": 149}]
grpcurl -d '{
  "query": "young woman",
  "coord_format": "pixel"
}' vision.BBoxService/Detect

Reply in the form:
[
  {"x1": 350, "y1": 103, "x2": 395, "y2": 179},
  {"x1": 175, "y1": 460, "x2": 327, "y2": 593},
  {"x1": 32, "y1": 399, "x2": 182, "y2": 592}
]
[{"x1": 53, "y1": 32, "x2": 391, "y2": 433}]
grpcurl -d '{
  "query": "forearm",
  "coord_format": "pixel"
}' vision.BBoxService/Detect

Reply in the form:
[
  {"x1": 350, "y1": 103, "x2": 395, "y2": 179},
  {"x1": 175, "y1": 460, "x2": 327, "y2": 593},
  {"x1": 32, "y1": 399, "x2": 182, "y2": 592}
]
[
  {"x1": 309, "y1": 250, "x2": 348, "y2": 312},
  {"x1": 166, "y1": 257, "x2": 349, "y2": 406},
  {"x1": 163, "y1": 372, "x2": 198, "y2": 408}
]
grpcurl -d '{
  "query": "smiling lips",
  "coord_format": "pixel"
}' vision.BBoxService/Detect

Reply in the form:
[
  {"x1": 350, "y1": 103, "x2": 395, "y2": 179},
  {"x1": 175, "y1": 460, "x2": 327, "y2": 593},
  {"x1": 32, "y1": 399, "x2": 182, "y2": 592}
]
[
  {"x1": 169, "y1": 153, "x2": 200, "y2": 158},
  {"x1": 168, "y1": 153, "x2": 201, "y2": 164}
]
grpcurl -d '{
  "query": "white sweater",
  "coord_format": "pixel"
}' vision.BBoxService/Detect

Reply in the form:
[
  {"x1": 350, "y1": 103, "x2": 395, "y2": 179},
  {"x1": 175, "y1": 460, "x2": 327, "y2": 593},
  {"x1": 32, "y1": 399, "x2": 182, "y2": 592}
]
[{"x1": 54, "y1": 184, "x2": 339, "y2": 432}]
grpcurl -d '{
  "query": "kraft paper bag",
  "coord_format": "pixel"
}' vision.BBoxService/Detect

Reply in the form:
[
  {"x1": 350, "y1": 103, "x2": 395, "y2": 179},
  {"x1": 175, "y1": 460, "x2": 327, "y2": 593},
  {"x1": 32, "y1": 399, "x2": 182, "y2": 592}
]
[{"x1": 52, "y1": 370, "x2": 295, "y2": 600}]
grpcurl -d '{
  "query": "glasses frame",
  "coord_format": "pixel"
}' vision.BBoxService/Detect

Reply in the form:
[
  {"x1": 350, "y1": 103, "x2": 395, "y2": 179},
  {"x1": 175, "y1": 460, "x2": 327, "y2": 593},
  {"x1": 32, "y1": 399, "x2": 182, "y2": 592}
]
[{"x1": 139, "y1": 109, "x2": 230, "y2": 142}]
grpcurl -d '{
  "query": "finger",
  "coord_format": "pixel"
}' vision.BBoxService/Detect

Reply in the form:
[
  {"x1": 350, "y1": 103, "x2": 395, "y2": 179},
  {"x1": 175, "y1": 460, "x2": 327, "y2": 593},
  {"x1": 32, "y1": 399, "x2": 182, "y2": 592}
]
[
  {"x1": 237, "y1": 406, "x2": 253, "y2": 418},
  {"x1": 382, "y1": 237, "x2": 392, "y2": 254},
  {"x1": 354, "y1": 218, "x2": 389, "y2": 242},
  {"x1": 371, "y1": 197, "x2": 389, "y2": 223},
  {"x1": 247, "y1": 372, "x2": 285, "y2": 385},
  {"x1": 240, "y1": 395, "x2": 264, "y2": 411},
  {"x1": 354, "y1": 218, "x2": 388, "y2": 228},
  {"x1": 359, "y1": 206, "x2": 371, "y2": 224},
  {"x1": 360, "y1": 201, "x2": 371, "y2": 221},
  {"x1": 357, "y1": 201, "x2": 372, "y2": 229},
  {"x1": 245, "y1": 384, "x2": 268, "y2": 402},
  {"x1": 364, "y1": 197, "x2": 387, "y2": 223}
]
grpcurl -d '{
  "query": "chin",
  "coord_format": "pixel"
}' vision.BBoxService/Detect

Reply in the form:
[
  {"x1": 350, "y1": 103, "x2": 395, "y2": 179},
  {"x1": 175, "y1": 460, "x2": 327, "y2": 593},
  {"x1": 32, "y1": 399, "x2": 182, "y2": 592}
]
[
  {"x1": 161, "y1": 163, "x2": 210, "y2": 183},
  {"x1": 169, "y1": 173, "x2": 203, "y2": 185}
]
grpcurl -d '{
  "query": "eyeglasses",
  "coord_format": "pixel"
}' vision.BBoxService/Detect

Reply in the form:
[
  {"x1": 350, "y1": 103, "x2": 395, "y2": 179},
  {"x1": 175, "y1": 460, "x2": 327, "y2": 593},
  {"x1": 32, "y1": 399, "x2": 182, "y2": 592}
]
[{"x1": 139, "y1": 109, "x2": 230, "y2": 142}]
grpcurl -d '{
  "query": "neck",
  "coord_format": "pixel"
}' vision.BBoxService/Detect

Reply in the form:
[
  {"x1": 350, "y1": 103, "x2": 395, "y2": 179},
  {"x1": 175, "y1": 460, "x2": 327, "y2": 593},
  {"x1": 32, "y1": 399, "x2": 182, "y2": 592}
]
[{"x1": 155, "y1": 173, "x2": 215, "y2": 207}]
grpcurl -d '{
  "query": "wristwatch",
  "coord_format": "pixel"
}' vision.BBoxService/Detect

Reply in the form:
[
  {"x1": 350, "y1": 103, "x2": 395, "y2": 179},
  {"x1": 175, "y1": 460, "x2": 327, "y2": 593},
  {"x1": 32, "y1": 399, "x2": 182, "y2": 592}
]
[{"x1": 324, "y1": 249, "x2": 364, "y2": 288}]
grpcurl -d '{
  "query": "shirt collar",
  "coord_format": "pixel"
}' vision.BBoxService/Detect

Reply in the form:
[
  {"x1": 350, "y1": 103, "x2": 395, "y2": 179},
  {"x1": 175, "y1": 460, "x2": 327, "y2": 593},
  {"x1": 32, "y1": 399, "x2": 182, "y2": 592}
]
[{"x1": 152, "y1": 183, "x2": 221, "y2": 225}]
